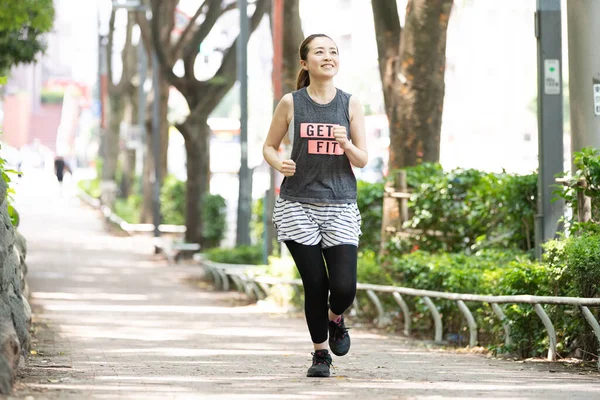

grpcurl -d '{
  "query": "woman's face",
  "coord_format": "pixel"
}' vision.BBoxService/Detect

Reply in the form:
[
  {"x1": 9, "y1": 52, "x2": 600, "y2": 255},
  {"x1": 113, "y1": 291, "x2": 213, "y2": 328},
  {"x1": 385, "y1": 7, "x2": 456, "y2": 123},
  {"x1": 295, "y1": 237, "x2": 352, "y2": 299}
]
[{"x1": 301, "y1": 36, "x2": 339, "y2": 80}]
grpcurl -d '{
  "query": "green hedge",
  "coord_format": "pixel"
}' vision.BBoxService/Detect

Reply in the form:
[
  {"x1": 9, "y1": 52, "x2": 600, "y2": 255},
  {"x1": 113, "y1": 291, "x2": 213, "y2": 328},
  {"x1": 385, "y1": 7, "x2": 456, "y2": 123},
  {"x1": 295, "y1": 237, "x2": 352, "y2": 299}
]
[
  {"x1": 203, "y1": 244, "x2": 263, "y2": 265},
  {"x1": 356, "y1": 180, "x2": 384, "y2": 253},
  {"x1": 401, "y1": 163, "x2": 537, "y2": 254},
  {"x1": 79, "y1": 174, "x2": 227, "y2": 248},
  {"x1": 354, "y1": 234, "x2": 600, "y2": 359},
  {"x1": 554, "y1": 147, "x2": 600, "y2": 236}
]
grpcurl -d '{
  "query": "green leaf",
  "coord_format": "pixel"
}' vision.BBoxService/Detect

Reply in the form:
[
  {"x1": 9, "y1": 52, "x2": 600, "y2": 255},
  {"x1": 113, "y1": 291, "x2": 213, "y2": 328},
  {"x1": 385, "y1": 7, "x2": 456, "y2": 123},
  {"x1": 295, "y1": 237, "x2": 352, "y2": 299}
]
[{"x1": 0, "y1": 76, "x2": 6, "y2": 85}]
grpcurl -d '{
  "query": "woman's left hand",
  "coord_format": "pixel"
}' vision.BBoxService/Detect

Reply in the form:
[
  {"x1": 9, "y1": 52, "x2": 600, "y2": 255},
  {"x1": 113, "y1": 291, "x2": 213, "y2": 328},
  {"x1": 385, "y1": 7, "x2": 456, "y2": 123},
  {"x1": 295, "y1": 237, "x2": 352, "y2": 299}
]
[{"x1": 333, "y1": 125, "x2": 351, "y2": 151}]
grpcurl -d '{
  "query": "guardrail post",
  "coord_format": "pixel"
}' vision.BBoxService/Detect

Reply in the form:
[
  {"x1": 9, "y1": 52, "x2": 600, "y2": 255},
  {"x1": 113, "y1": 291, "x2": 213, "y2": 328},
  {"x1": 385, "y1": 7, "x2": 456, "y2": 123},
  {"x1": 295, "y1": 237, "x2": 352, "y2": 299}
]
[
  {"x1": 366, "y1": 289, "x2": 386, "y2": 327},
  {"x1": 422, "y1": 296, "x2": 443, "y2": 343},
  {"x1": 579, "y1": 306, "x2": 600, "y2": 370},
  {"x1": 229, "y1": 274, "x2": 246, "y2": 293},
  {"x1": 216, "y1": 269, "x2": 229, "y2": 291},
  {"x1": 248, "y1": 279, "x2": 264, "y2": 300},
  {"x1": 490, "y1": 303, "x2": 512, "y2": 348},
  {"x1": 392, "y1": 292, "x2": 411, "y2": 336},
  {"x1": 457, "y1": 300, "x2": 478, "y2": 347},
  {"x1": 256, "y1": 281, "x2": 271, "y2": 297},
  {"x1": 533, "y1": 304, "x2": 557, "y2": 361},
  {"x1": 207, "y1": 265, "x2": 222, "y2": 289}
]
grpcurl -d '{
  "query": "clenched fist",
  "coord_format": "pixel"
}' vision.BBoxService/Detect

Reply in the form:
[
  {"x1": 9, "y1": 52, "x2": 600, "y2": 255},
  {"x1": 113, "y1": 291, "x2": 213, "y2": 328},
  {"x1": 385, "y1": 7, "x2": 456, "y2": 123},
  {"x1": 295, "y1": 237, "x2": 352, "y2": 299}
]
[
  {"x1": 280, "y1": 159, "x2": 296, "y2": 177},
  {"x1": 333, "y1": 125, "x2": 351, "y2": 151}
]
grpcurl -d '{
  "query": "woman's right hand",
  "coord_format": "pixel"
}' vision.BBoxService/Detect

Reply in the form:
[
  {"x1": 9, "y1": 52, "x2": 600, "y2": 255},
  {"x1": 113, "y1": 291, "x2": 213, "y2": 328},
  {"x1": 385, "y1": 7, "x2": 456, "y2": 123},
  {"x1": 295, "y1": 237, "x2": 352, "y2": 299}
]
[{"x1": 280, "y1": 159, "x2": 296, "y2": 177}]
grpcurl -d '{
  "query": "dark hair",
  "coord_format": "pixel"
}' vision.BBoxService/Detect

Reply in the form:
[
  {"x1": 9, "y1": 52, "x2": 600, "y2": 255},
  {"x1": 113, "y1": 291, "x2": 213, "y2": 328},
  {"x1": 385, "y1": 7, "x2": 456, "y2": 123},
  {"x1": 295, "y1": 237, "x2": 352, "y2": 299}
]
[{"x1": 296, "y1": 34, "x2": 336, "y2": 90}]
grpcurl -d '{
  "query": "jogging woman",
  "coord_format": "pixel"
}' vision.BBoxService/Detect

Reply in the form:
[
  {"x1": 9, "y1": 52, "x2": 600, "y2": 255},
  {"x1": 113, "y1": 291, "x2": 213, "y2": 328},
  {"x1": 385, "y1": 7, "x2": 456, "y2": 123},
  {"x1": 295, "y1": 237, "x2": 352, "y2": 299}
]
[{"x1": 262, "y1": 33, "x2": 368, "y2": 378}]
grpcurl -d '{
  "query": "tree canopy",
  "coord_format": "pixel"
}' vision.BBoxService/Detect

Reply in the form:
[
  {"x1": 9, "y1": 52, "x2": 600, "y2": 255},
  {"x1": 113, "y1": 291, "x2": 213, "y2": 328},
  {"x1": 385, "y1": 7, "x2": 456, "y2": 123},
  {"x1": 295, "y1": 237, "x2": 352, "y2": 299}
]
[{"x1": 0, "y1": 0, "x2": 55, "y2": 72}]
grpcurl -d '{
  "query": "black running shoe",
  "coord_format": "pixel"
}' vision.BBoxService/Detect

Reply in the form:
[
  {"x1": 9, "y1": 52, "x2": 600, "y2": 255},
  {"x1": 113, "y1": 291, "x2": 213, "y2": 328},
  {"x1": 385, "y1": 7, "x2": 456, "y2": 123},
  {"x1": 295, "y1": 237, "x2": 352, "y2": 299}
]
[
  {"x1": 307, "y1": 349, "x2": 332, "y2": 377},
  {"x1": 328, "y1": 315, "x2": 351, "y2": 356}
]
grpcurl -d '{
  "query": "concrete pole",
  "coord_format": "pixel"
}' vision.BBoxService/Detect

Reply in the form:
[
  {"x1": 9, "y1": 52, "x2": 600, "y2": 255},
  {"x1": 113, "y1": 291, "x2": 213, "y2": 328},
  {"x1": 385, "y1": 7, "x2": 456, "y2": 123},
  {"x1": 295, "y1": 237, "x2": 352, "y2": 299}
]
[
  {"x1": 566, "y1": 1, "x2": 600, "y2": 155},
  {"x1": 534, "y1": 0, "x2": 564, "y2": 259},
  {"x1": 137, "y1": 37, "x2": 147, "y2": 193},
  {"x1": 236, "y1": 0, "x2": 252, "y2": 246},
  {"x1": 151, "y1": 51, "x2": 161, "y2": 242},
  {"x1": 267, "y1": 0, "x2": 284, "y2": 258}
]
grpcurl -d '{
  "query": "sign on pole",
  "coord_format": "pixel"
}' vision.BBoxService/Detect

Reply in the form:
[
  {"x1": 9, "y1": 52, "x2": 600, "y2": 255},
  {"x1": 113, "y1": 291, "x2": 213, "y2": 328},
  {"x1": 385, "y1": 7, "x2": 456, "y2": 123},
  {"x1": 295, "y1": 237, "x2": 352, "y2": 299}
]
[{"x1": 544, "y1": 59, "x2": 561, "y2": 95}]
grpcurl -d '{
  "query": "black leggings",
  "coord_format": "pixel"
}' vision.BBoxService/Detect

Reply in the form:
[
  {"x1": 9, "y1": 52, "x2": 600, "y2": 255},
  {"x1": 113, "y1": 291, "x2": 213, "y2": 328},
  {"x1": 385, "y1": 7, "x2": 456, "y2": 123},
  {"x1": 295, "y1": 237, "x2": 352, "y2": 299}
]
[{"x1": 285, "y1": 241, "x2": 357, "y2": 344}]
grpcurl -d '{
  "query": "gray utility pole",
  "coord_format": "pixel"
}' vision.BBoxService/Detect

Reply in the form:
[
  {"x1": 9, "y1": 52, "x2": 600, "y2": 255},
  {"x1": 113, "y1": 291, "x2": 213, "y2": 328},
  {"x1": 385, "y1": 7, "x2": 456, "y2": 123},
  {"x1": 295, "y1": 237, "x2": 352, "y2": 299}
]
[
  {"x1": 236, "y1": 0, "x2": 252, "y2": 246},
  {"x1": 137, "y1": 37, "x2": 147, "y2": 196},
  {"x1": 534, "y1": 0, "x2": 564, "y2": 259},
  {"x1": 567, "y1": 1, "x2": 600, "y2": 155},
  {"x1": 152, "y1": 51, "x2": 162, "y2": 242}
]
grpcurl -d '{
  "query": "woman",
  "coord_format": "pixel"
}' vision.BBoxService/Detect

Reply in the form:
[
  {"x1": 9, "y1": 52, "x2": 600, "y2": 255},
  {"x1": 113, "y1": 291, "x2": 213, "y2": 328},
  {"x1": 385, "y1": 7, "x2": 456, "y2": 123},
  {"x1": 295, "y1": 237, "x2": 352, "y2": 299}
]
[{"x1": 262, "y1": 34, "x2": 368, "y2": 378}]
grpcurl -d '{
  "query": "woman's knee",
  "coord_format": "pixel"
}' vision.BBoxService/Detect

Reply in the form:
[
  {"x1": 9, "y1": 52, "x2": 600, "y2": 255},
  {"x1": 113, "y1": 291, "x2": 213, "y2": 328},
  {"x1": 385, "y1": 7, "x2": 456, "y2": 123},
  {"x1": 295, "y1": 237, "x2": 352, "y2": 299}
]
[{"x1": 329, "y1": 281, "x2": 356, "y2": 311}]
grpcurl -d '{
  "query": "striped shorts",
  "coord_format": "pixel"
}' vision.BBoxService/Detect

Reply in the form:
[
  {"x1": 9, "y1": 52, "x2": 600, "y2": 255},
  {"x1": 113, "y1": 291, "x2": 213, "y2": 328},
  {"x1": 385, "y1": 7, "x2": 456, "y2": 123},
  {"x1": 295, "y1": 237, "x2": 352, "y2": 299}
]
[{"x1": 272, "y1": 198, "x2": 362, "y2": 248}]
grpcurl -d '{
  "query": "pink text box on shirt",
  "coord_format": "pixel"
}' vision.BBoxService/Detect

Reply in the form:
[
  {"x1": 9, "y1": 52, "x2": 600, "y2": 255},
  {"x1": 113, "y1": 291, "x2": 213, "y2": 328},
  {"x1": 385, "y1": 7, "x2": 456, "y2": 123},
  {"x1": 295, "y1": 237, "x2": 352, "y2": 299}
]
[
  {"x1": 308, "y1": 140, "x2": 344, "y2": 155},
  {"x1": 300, "y1": 123, "x2": 338, "y2": 138}
]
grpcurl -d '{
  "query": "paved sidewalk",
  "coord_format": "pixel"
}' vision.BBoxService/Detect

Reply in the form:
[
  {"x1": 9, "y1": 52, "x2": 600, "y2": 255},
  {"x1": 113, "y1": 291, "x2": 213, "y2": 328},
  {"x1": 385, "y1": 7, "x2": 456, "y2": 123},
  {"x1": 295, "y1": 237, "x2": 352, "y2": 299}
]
[{"x1": 7, "y1": 170, "x2": 600, "y2": 399}]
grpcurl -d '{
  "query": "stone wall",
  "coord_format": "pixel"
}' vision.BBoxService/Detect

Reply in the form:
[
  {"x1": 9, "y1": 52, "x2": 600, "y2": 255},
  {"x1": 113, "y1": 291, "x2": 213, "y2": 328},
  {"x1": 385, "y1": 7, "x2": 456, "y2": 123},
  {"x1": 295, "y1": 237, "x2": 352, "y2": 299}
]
[{"x1": 0, "y1": 178, "x2": 30, "y2": 395}]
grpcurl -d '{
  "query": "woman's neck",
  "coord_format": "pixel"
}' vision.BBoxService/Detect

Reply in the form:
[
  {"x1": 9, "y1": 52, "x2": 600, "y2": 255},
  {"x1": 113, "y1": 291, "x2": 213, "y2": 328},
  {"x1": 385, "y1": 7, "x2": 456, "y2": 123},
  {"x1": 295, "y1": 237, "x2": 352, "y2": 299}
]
[{"x1": 306, "y1": 81, "x2": 336, "y2": 104}]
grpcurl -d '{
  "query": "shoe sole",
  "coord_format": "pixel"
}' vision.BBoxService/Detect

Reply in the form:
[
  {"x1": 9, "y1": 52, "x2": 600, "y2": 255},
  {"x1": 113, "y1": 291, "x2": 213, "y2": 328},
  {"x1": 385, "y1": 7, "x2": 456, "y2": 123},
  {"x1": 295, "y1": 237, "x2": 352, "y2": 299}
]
[
  {"x1": 329, "y1": 338, "x2": 351, "y2": 357},
  {"x1": 307, "y1": 371, "x2": 330, "y2": 377}
]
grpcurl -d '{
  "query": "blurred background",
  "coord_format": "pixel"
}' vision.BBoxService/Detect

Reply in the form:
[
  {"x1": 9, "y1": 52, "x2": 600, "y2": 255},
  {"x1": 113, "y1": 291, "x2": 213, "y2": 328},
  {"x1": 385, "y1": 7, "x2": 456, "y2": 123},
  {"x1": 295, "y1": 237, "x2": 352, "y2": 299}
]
[
  {"x1": 2, "y1": 0, "x2": 600, "y2": 373},
  {"x1": 0, "y1": 0, "x2": 596, "y2": 252}
]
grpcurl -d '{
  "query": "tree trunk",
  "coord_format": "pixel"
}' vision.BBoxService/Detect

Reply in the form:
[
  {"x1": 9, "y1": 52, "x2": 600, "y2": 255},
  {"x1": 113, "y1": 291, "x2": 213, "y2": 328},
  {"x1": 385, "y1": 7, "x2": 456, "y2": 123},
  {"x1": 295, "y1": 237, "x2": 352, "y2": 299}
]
[
  {"x1": 141, "y1": 114, "x2": 154, "y2": 223},
  {"x1": 120, "y1": 149, "x2": 136, "y2": 199},
  {"x1": 371, "y1": 0, "x2": 402, "y2": 142},
  {"x1": 140, "y1": 77, "x2": 169, "y2": 223},
  {"x1": 372, "y1": 0, "x2": 453, "y2": 171},
  {"x1": 393, "y1": 0, "x2": 453, "y2": 169},
  {"x1": 103, "y1": 95, "x2": 124, "y2": 181},
  {"x1": 178, "y1": 117, "x2": 211, "y2": 245},
  {"x1": 104, "y1": 10, "x2": 135, "y2": 204},
  {"x1": 372, "y1": 0, "x2": 453, "y2": 254},
  {"x1": 119, "y1": 43, "x2": 141, "y2": 200},
  {"x1": 281, "y1": 0, "x2": 303, "y2": 94}
]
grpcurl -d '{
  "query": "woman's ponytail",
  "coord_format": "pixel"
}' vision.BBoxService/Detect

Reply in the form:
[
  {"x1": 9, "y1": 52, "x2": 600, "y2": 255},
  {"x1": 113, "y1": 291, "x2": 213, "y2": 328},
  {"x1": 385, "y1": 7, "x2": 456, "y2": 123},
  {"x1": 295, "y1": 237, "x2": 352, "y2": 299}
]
[{"x1": 296, "y1": 69, "x2": 310, "y2": 90}]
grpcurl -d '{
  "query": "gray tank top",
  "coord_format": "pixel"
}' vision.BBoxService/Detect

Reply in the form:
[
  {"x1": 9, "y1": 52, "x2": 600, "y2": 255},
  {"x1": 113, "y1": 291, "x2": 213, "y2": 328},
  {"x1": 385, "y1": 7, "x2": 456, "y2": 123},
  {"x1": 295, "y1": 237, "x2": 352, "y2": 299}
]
[{"x1": 279, "y1": 87, "x2": 357, "y2": 204}]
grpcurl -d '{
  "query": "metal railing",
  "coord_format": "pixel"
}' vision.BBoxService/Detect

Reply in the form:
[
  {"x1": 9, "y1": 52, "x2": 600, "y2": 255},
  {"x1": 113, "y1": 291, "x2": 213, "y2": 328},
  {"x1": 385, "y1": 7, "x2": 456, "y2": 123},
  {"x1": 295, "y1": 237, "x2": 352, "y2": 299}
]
[{"x1": 200, "y1": 259, "x2": 600, "y2": 367}]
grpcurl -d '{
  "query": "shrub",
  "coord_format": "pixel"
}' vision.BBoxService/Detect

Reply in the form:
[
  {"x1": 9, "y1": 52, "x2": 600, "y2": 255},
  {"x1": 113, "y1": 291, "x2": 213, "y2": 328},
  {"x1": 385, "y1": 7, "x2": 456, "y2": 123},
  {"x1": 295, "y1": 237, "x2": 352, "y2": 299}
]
[
  {"x1": 113, "y1": 195, "x2": 142, "y2": 224},
  {"x1": 160, "y1": 175, "x2": 185, "y2": 225},
  {"x1": 400, "y1": 163, "x2": 537, "y2": 254},
  {"x1": 354, "y1": 243, "x2": 574, "y2": 357},
  {"x1": 204, "y1": 244, "x2": 263, "y2": 265},
  {"x1": 553, "y1": 147, "x2": 600, "y2": 236},
  {"x1": 160, "y1": 175, "x2": 227, "y2": 247},
  {"x1": 542, "y1": 234, "x2": 600, "y2": 359},
  {"x1": 356, "y1": 180, "x2": 384, "y2": 253},
  {"x1": 201, "y1": 192, "x2": 227, "y2": 248}
]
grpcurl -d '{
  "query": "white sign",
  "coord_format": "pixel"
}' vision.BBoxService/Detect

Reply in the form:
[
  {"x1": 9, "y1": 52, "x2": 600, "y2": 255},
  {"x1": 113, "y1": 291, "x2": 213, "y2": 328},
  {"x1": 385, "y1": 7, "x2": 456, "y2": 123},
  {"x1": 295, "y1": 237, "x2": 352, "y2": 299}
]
[
  {"x1": 594, "y1": 84, "x2": 600, "y2": 116},
  {"x1": 544, "y1": 59, "x2": 561, "y2": 95}
]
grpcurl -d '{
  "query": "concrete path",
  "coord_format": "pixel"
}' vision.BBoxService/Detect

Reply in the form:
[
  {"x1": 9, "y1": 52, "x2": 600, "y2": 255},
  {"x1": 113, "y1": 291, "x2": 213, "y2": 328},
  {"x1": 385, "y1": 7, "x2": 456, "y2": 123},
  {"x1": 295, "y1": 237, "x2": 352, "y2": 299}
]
[{"x1": 6, "y1": 170, "x2": 600, "y2": 400}]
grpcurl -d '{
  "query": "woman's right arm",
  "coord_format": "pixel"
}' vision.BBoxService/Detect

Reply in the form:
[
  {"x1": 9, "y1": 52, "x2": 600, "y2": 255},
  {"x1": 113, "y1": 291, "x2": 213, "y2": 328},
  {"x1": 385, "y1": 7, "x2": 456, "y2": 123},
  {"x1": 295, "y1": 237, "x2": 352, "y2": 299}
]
[{"x1": 262, "y1": 94, "x2": 296, "y2": 177}]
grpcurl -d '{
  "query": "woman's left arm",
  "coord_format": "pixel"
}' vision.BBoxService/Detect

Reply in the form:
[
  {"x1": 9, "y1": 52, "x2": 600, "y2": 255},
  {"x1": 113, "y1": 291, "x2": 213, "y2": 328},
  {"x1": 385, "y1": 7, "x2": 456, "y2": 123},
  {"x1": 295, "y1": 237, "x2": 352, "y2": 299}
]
[{"x1": 333, "y1": 96, "x2": 368, "y2": 168}]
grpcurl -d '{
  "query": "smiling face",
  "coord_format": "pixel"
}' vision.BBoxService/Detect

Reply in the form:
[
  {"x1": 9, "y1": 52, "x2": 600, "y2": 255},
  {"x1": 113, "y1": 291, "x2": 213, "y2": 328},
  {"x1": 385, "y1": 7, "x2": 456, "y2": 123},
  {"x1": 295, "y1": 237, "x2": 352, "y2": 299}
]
[{"x1": 300, "y1": 36, "x2": 339, "y2": 80}]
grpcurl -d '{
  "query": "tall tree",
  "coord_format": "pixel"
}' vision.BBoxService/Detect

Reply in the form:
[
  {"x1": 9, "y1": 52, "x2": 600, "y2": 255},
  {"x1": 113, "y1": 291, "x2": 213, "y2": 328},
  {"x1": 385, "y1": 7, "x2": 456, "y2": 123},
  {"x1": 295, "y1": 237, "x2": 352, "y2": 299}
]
[
  {"x1": 139, "y1": 0, "x2": 269, "y2": 245},
  {"x1": 103, "y1": 10, "x2": 135, "y2": 193},
  {"x1": 265, "y1": 0, "x2": 303, "y2": 255},
  {"x1": 118, "y1": 38, "x2": 143, "y2": 200},
  {"x1": 372, "y1": 0, "x2": 453, "y2": 250},
  {"x1": 136, "y1": 2, "x2": 172, "y2": 224},
  {"x1": 0, "y1": 0, "x2": 54, "y2": 73},
  {"x1": 281, "y1": 0, "x2": 303, "y2": 95},
  {"x1": 371, "y1": 0, "x2": 453, "y2": 170}
]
